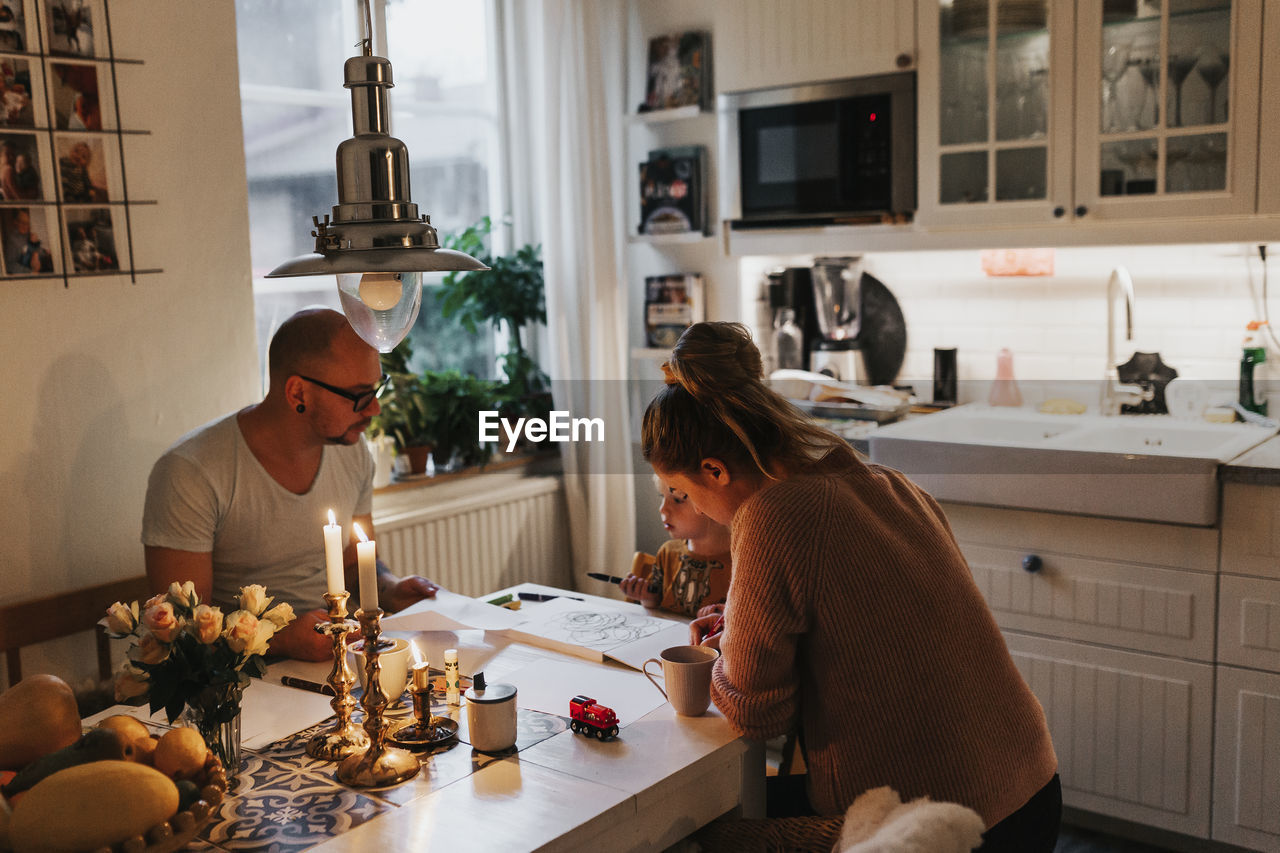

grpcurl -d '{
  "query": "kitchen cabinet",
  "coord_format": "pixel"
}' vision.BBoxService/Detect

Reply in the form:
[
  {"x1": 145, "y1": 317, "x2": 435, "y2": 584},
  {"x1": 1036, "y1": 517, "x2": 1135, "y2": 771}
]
[
  {"x1": 1256, "y1": 0, "x2": 1280, "y2": 214},
  {"x1": 917, "y1": 0, "x2": 1264, "y2": 230},
  {"x1": 943, "y1": 502, "x2": 1219, "y2": 838},
  {"x1": 712, "y1": 0, "x2": 916, "y2": 94},
  {"x1": 1214, "y1": 481, "x2": 1280, "y2": 848}
]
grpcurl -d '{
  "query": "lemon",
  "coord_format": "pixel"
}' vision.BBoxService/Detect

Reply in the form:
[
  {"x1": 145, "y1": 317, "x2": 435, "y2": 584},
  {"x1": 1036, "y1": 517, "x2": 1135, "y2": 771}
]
[
  {"x1": 133, "y1": 735, "x2": 159, "y2": 766},
  {"x1": 153, "y1": 728, "x2": 208, "y2": 779}
]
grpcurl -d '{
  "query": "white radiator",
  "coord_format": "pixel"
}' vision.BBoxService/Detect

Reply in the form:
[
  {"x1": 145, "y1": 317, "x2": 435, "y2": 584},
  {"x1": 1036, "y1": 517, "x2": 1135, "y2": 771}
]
[{"x1": 373, "y1": 475, "x2": 572, "y2": 597}]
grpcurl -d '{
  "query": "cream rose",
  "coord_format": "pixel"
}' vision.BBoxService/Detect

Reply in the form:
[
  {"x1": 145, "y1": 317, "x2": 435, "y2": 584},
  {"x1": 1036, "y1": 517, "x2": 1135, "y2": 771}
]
[
  {"x1": 189, "y1": 604, "x2": 224, "y2": 644},
  {"x1": 245, "y1": 620, "x2": 276, "y2": 658},
  {"x1": 237, "y1": 584, "x2": 271, "y2": 617},
  {"x1": 131, "y1": 630, "x2": 169, "y2": 665},
  {"x1": 222, "y1": 609, "x2": 259, "y2": 653},
  {"x1": 143, "y1": 592, "x2": 168, "y2": 611},
  {"x1": 114, "y1": 663, "x2": 149, "y2": 702},
  {"x1": 141, "y1": 601, "x2": 179, "y2": 643},
  {"x1": 261, "y1": 601, "x2": 295, "y2": 630},
  {"x1": 168, "y1": 580, "x2": 198, "y2": 609},
  {"x1": 100, "y1": 601, "x2": 137, "y2": 635}
]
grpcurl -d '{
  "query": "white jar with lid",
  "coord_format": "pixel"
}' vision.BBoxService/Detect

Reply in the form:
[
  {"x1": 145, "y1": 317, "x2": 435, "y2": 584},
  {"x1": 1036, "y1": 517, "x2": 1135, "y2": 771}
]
[{"x1": 465, "y1": 672, "x2": 517, "y2": 753}]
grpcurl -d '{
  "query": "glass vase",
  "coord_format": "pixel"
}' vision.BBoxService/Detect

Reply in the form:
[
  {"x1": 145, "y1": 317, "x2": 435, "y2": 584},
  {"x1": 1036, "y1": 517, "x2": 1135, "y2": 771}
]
[{"x1": 183, "y1": 684, "x2": 244, "y2": 774}]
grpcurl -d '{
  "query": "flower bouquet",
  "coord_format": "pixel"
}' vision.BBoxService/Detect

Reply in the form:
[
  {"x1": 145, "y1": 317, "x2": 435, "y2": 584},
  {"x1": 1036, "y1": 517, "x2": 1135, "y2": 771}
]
[{"x1": 101, "y1": 582, "x2": 295, "y2": 770}]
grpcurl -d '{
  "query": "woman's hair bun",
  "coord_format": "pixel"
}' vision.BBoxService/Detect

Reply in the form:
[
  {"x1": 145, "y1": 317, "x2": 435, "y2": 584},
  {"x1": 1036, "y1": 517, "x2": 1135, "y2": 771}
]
[{"x1": 670, "y1": 322, "x2": 763, "y2": 400}]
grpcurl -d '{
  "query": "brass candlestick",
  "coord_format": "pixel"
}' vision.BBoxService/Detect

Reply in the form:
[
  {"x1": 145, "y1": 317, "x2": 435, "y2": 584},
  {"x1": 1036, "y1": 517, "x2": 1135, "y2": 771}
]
[
  {"x1": 306, "y1": 591, "x2": 370, "y2": 761},
  {"x1": 336, "y1": 607, "x2": 421, "y2": 787}
]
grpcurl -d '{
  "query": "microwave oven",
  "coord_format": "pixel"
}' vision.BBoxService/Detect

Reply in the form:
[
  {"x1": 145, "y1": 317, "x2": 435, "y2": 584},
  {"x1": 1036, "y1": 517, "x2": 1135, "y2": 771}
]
[{"x1": 718, "y1": 71, "x2": 916, "y2": 228}]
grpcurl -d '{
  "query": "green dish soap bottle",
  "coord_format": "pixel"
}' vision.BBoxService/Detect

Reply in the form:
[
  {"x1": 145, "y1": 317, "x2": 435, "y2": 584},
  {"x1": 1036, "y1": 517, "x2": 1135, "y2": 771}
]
[{"x1": 1240, "y1": 321, "x2": 1268, "y2": 416}]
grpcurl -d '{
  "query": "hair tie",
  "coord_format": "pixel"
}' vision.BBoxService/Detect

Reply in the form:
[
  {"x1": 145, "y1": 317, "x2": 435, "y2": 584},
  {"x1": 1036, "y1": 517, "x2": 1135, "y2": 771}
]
[{"x1": 660, "y1": 361, "x2": 679, "y2": 386}]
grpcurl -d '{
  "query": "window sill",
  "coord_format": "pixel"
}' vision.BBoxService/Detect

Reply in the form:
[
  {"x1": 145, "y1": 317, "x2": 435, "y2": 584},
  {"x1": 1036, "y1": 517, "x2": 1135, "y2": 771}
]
[{"x1": 373, "y1": 450, "x2": 563, "y2": 518}]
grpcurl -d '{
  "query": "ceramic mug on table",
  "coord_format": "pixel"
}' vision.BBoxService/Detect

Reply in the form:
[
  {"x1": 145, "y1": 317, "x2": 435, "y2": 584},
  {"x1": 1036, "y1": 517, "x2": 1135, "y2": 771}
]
[
  {"x1": 643, "y1": 645, "x2": 719, "y2": 716},
  {"x1": 349, "y1": 637, "x2": 411, "y2": 704}
]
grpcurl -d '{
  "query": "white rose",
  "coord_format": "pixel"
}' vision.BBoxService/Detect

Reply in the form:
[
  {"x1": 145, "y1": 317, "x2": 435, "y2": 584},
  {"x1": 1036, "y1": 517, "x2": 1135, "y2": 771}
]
[
  {"x1": 245, "y1": 619, "x2": 276, "y2": 658},
  {"x1": 261, "y1": 601, "x2": 295, "y2": 630},
  {"x1": 222, "y1": 609, "x2": 259, "y2": 653},
  {"x1": 237, "y1": 584, "x2": 271, "y2": 617},
  {"x1": 168, "y1": 580, "x2": 198, "y2": 609},
  {"x1": 100, "y1": 601, "x2": 137, "y2": 635}
]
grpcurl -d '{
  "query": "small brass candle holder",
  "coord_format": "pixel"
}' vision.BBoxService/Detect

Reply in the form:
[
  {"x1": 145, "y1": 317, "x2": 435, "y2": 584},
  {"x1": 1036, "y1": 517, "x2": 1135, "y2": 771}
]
[
  {"x1": 336, "y1": 607, "x2": 421, "y2": 787},
  {"x1": 305, "y1": 591, "x2": 369, "y2": 761},
  {"x1": 390, "y1": 663, "x2": 459, "y2": 750}
]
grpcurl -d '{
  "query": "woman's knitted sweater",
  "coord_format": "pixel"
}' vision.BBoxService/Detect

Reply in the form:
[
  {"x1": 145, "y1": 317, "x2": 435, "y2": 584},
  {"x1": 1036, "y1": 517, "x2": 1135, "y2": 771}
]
[{"x1": 711, "y1": 456, "x2": 1057, "y2": 826}]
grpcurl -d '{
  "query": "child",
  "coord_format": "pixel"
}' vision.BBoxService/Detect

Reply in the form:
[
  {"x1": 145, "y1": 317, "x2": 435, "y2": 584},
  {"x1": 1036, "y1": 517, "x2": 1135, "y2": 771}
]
[{"x1": 620, "y1": 474, "x2": 732, "y2": 617}]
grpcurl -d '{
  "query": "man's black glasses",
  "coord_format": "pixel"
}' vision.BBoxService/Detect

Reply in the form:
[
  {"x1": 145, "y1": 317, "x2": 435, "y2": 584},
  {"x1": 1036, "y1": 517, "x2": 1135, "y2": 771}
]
[{"x1": 298, "y1": 373, "x2": 390, "y2": 412}]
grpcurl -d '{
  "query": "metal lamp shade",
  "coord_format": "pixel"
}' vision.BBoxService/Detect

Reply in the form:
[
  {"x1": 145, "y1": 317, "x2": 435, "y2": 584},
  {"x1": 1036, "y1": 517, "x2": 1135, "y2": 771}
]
[{"x1": 265, "y1": 53, "x2": 487, "y2": 351}]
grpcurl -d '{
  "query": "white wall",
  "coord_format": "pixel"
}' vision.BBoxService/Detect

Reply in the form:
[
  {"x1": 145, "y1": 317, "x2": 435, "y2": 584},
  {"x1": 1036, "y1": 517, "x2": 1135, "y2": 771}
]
[
  {"x1": 740, "y1": 242, "x2": 1279, "y2": 410},
  {"x1": 0, "y1": 2, "x2": 258, "y2": 687}
]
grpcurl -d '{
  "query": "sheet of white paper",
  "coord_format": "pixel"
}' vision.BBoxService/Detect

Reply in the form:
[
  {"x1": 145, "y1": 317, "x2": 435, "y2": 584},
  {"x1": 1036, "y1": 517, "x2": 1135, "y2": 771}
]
[
  {"x1": 381, "y1": 588, "x2": 523, "y2": 631},
  {"x1": 501, "y1": 596, "x2": 689, "y2": 669},
  {"x1": 502, "y1": 657, "x2": 669, "y2": 723}
]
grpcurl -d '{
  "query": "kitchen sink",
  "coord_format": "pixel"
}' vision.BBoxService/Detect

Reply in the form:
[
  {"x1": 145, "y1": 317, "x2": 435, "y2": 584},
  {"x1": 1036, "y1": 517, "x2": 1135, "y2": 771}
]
[{"x1": 867, "y1": 404, "x2": 1277, "y2": 525}]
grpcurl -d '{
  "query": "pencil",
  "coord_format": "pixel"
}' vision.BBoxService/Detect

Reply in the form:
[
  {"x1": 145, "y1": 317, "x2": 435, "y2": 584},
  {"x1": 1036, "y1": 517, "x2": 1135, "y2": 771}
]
[{"x1": 280, "y1": 676, "x2": 336, "y2": 696}]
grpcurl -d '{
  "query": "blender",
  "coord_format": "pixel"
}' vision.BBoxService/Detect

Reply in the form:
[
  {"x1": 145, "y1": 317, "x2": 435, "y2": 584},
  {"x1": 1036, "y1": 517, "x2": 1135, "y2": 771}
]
[{"x1": 809, "y1": 256, "x2": 866, "y2": 382}]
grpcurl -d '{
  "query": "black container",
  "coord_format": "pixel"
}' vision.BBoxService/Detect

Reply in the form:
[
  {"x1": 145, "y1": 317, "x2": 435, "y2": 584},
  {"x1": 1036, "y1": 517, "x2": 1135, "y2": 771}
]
[{"x1": 933, "y1": 347, "x2": 957, "y2": 406}]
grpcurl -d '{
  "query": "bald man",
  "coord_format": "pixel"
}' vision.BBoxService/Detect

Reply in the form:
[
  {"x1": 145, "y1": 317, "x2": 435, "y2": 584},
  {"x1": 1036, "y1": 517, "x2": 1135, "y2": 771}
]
[{"x1": 143, "y1": 308, "x2": 438, "y2": 661}]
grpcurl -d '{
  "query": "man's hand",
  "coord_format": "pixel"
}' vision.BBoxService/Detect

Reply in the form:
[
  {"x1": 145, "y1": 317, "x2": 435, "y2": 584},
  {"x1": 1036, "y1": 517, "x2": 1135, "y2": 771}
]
[
  {"x1": 380, "y1": 575, "x2": 440, "y2": 613},
  {"x1": 620, "y1": 573, "x2": 661, "y2": 608},
  {"x1": 267, "y1": 609, "x2": 332, "y2": 661}
]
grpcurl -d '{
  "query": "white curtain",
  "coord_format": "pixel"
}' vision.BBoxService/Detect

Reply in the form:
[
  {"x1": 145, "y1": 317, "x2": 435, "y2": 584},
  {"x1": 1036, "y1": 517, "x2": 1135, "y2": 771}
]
[{"x1": 500, "y1": 0, "x2": 636, "y2": 583}]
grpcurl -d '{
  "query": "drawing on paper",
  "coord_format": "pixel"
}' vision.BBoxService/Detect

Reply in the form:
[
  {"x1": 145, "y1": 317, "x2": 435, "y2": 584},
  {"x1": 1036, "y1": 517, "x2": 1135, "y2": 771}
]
[{"x1": 544, "y1": 610, "x2": 667, "y2": 651}]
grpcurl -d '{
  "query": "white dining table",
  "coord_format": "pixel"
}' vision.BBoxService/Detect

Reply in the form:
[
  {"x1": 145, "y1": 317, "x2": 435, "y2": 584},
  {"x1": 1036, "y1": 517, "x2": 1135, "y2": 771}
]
[{"x1": 273, "y1": 582, "x2": 764, "y2": 852}]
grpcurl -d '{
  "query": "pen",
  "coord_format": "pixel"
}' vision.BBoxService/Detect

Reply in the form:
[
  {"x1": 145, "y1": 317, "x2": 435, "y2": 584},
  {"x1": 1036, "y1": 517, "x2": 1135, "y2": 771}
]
[
  {"x1": 518, "y1": 592, "x2": 584, "y2": 602},
  {"x1": 586, "y1": 572, "x2": 624, "y2": 584},
  {"x1": 280, "y1": 676, "x2": 335, "y2": 696}
]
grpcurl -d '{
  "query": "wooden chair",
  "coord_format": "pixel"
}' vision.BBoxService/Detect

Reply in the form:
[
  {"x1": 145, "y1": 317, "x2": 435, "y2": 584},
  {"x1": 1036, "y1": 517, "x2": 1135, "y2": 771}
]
[{"x1": 0, "y1": 575, "x2": 150, "y2": 687}]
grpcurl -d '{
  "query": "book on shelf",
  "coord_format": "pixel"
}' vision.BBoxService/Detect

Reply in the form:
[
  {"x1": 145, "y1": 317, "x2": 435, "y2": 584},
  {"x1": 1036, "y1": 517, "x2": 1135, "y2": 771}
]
[
  {"x1": 639, "y1": 145, "x2": 707, "y2": 236},
  {"x1": 644, "y1": 272, "x2": 704, "y2": 349},
  {"x1": 639, "y1": 30, "x2": 710, "y2": 113}
]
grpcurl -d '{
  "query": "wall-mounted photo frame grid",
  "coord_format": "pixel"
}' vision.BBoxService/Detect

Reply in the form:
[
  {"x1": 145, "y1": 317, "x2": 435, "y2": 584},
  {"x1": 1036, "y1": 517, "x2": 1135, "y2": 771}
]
[{"x1": 0, "y1": 0, "x2": 143, "y2": 282}]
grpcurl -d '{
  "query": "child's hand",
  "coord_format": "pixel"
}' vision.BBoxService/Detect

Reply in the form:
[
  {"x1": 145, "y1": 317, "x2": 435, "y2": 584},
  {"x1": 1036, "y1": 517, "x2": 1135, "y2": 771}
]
[
  {"x1": 690, "y1": 612, "x2": 724, "y2": 649},
  {"x1": 696, "y1": 603, "x2": 725, "y2": 620},
  {"x1": 620, "y1": 573, "x2": 661, "y2": 608}
]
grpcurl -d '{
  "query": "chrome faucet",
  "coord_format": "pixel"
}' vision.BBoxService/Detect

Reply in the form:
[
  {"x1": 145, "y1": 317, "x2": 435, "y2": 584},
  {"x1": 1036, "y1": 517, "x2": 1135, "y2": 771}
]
[{"x1": 1103, "y1": 265, "x2": 1154, "y2": 415}]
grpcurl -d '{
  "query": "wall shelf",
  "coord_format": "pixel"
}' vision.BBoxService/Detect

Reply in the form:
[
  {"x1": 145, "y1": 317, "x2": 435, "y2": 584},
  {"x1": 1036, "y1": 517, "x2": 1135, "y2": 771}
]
[
  {"x1": 628, "y1": 231, "x2": 713, "y2": 245},
  {"x1": 628, "y1": 104, "x2": 704, "y2": 125}
]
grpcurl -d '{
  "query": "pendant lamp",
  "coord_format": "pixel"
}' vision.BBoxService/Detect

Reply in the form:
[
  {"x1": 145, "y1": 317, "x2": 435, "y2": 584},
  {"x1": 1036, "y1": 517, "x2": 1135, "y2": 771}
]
[{"x1": 265, "y1": 1, "x2": 487, "y2": 352}]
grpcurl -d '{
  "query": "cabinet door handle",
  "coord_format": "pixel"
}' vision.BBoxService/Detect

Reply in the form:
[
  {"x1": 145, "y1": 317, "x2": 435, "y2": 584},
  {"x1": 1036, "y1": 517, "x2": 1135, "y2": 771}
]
[
  {"x1": 1074, "y1": 205, "x2": 1088, "y2": 217},
  {"x1": 1053, "y1": 206, "x2": 1066, "y2": 218},
  {"x1": 1021, "y1": 554, "x2": 1044, "y2": 573},
  {"x1": 895, "y1": 53, "x2": 913, "y2": 69}
]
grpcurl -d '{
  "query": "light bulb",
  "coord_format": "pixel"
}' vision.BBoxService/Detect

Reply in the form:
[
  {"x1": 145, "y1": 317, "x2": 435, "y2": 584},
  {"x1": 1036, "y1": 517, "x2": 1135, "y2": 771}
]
[
  {"x1": 336, "y1": 271, "x2": 423, "y2": 352},
  {"x1": 358, "y1": 272, "x2": 403, "y2": 310}
]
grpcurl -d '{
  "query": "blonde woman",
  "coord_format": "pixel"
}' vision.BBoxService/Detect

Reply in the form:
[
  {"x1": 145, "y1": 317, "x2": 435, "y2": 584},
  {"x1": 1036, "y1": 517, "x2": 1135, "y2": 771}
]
[{"x1": 642, "y1": 322, "x2": 1060, "y2": 852}]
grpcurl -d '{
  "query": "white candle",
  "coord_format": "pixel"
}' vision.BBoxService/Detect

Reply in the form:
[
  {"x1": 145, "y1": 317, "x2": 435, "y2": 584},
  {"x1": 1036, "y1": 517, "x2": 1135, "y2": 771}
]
[
  {"x1": 323, "y1": 509, "x2": 345, "y2": 596},
  {"x1": 353, "y1": 522, "x2": 378, "y2": 611}
]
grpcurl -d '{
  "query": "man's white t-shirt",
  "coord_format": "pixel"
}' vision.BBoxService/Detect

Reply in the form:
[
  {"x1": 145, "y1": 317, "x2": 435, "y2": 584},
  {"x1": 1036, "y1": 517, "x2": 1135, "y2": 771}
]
[{"x1": 142, "y1": 412, "x2": 374, "y2": 614}]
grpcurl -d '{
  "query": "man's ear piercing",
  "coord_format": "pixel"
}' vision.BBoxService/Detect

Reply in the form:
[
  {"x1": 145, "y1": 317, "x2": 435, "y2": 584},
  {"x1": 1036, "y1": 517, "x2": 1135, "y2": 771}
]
[{"x1": 296, "y1": 404, "x2": 306, "y2": 413}]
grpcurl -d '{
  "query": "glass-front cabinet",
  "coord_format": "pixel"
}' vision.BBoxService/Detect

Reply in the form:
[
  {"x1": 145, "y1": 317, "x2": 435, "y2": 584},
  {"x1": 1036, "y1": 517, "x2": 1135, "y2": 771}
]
[{"x1": 918, "y1": 0, "x2": 1263, "y2": 229}]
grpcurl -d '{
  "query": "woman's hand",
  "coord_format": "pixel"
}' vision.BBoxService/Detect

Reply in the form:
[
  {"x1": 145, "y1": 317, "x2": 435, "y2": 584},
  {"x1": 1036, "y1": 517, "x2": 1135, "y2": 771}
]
[
  {"x1": 690, "y1": 612, "x2": 724, "y2": 649},
  {"x1": 620, "y1": 573, "x2": 661, "y2": 608},
  {"x1": 696, "y1": 602, "x2": 725, "y2": 620}
]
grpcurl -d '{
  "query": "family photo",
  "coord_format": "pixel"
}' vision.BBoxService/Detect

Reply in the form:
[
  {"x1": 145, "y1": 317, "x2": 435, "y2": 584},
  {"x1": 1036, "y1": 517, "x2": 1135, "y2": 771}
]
[
  {"x1": 0, "y1": 205, "x2": 53, "y2": 275},
  {"x1": 0, "y1": 58, "x2": 35, "y2": 128},
  {"x1": 49, "y1": 61, "x2": 101, "y2": 131},
  {"x1": 56, "y1": 135, "x2": 107, "y2": 202},
  {"x1": 0, "y1": 131, "x2": 41, "y2": 200},
  {"x1": 0, "y1": 0, "x2": 26, "y2": 51},
  {"x1": 46, "y1": 0, "x2": 93, "y2": 57},
  {"x1": 64, "y1": 205, "x2": 117, "y2": 272}
]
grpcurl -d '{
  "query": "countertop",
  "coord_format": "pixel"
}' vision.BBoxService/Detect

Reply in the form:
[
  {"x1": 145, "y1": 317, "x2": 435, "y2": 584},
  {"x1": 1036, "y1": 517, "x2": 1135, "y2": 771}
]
[{"x1": 1221, "y1": 434, "x2": 1280, "y2": 485}]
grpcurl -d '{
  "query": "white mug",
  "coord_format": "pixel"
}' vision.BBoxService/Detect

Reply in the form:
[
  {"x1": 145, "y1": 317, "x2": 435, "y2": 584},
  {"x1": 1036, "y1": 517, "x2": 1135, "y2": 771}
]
[
  {"x1": 350, "y1": 637, "x2": 411, "y2": 704},
  {"x1": 643, "y1": 645, "x2": 719, "y2": 716}
]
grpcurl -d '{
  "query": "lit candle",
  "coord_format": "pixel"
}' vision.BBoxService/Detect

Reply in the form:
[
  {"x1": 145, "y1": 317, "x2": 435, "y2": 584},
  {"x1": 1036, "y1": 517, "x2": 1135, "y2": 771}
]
[
  {"x1": 322, "y1": 509, "x2": 345, "y2": 596},
  {"x1": 353, "y1": 522, "x2": 378, "y2": 611}
]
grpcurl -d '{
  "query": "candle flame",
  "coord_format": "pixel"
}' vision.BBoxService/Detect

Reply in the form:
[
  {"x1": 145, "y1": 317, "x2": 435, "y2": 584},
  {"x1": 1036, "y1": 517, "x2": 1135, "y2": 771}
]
[
  {"x1": 409, "y1": 640, "x2": 423, "y2": 665},
  {"x1": 327, "y1": 508, "x2": 336, "y2": 526},
  {"x1": 353, "y1": 521, "x2": 369, "y2": 543}
]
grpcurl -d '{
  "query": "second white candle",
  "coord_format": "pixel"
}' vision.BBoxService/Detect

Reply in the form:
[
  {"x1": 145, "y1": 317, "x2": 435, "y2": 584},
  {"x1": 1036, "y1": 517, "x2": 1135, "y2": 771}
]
[{"x1": 353, "y1": 521, "x2": 378, "y2": 612}]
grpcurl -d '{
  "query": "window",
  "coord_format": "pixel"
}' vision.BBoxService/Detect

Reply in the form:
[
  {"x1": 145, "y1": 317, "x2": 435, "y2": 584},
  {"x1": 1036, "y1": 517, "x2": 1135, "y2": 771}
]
[{"x1": 234, "y1": 0, "x2": 505, "y2": 385}]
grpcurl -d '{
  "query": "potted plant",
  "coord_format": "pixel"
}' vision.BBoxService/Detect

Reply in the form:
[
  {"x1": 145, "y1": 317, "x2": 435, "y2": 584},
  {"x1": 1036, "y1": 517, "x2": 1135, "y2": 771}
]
[
  {"x1": 416, "y1": 369, "x2": 499, "y2": 471},
  {"x1": 373, "y1": 341, "x2": 435, "y2": 474},
  {"x1": 440, "y1": 217, "x2": 553, "y2": 431}
]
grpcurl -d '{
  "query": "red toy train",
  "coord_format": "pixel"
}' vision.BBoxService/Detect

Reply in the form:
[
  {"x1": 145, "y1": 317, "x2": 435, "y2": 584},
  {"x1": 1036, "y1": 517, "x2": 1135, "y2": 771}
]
[{"x1": 569, "y1": 695, "x2": 619, "y2": 739}]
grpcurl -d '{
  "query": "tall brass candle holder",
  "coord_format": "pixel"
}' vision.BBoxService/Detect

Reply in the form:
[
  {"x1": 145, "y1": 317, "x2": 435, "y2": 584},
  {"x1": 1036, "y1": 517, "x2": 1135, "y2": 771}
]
[
  {"x1": 336, "y1": 607, "x2": 421, "y2": 787},
  {"x1": 305, "y1": 591, "x2": 369, "y2": 761}
]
